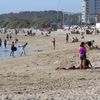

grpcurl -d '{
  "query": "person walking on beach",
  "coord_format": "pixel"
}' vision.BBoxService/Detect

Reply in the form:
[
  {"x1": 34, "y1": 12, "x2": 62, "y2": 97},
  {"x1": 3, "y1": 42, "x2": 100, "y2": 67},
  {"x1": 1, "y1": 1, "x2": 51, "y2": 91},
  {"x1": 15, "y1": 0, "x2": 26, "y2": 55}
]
[
  {"x1": 52, "y1": 38, "x2": 55, "y2": 50},
  {"x1": 66, "y1": 33, "x2": 69, "y2": 43},
  {"x1": 20, "y1": 43, "x2": 28, "y2": 56},
  {"x1": 10, "y1": 42, "x2": 17, "y2": 57},
  {"x1": 4, "y1": 39, "x2": 7, "y2": 48},
  {"x1": 79, "y1": 42, "x2": 87, "y2": 69}
]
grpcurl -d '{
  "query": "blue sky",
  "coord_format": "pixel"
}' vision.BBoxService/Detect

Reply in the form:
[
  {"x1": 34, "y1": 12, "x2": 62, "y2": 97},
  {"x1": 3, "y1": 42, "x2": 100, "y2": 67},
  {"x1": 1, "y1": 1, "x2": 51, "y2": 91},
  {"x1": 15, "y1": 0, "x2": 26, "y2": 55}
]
[{"x1": 0, "y1": 0, "x2": 81, "y2": 14}]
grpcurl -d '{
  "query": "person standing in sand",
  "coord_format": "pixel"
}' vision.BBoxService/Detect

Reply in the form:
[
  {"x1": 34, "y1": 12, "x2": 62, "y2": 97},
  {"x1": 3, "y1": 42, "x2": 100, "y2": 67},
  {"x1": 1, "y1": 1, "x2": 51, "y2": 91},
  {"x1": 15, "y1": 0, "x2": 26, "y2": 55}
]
[
  {"x1": 52, "y1": 38, "x2": 55, "y2": 50},
  {"x1": 0, "y1": 38, "x2": 2, "y2": 47},
  {"x1": 10, "y1": 42, "x2": 17, "y2": 57},
  {"x1": 66, "y1": 33, "x2": 69, "y2": 43},
  {"x1": 79, "y1": 42, "x2": 87, "y2": 69},
  {"x1": 4, "y1": 39, "x2": 7, "y2": 48},
  {"x1": 6, "y1": 34, "x2": 9, "y2": 41}
]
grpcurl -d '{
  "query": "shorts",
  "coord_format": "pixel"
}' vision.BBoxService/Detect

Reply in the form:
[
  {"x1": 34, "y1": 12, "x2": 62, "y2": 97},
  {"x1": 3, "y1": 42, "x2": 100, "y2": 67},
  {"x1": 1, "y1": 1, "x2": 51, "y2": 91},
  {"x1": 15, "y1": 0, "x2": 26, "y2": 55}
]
[{"x1": 80, "y1": 55, "x2": 86, "y2": 60}]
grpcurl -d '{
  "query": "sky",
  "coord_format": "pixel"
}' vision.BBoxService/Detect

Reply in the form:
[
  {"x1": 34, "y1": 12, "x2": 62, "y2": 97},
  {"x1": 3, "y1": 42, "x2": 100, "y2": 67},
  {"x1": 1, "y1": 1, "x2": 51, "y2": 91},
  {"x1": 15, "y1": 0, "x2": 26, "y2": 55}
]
[{"x1": 0, "y1": 0, "x2": 81, "y2": 14}]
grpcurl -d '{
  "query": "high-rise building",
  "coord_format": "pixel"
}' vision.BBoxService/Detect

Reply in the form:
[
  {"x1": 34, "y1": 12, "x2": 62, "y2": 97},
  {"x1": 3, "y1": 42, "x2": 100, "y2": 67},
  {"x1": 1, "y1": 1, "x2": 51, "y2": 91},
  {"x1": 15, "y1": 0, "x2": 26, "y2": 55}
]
[{"x1": 82, "y1": 0, "x2": 100, "y2": 24}]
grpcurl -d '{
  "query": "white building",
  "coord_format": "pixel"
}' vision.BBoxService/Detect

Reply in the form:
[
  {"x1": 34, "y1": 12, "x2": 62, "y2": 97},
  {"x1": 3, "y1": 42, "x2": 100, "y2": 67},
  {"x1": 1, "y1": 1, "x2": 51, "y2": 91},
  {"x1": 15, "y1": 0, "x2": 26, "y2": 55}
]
[{"x1": 82, "y1": 0, "x2": 100, "y2": 24}]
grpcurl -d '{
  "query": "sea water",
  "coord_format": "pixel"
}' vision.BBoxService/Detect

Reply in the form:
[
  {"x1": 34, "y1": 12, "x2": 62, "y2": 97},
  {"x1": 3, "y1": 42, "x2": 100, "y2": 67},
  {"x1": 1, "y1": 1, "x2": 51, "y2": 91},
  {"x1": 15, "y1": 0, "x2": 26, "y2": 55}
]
[
  {"x1": 0, "y1": 45, "x2": 23, "y2": 59},
  {"x1": 0, "y1": 43, "x2": 43, "y2": 59}
]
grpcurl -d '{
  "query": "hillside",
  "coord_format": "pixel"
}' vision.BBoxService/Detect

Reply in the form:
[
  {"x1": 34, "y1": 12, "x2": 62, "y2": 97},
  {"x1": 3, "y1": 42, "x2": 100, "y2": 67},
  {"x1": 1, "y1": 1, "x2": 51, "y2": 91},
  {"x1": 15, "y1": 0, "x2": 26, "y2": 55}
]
[{"x1": 0, "y1": 11, "x2": 81, "y2": 28}]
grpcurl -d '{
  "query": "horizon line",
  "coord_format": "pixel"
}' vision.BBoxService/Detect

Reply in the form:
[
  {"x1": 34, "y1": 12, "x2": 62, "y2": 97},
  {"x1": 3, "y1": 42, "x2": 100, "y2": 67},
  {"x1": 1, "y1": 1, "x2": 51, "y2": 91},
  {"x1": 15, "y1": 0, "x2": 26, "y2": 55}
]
[{"x1": 0, "y1": 10, "x2": 81, "y2": 15}]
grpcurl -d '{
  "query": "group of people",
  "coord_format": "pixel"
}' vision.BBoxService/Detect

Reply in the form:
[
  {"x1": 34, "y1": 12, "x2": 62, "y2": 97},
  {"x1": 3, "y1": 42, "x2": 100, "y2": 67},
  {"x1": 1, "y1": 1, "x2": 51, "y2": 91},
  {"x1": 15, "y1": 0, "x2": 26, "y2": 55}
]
[
  {"x1": 52, "y1": 33, "x2": 80, "y2": 50},
  {"x1": 0, "y1": 29, "x2": 96, "y2": 68},
  {"x1": 52, "y1": 33, "x2": 69, "y2": 50},
  {"x1": 0, "y1": 33, "x2": 12, "y2": 48},
  {"x1": 0, "y1": 38, "x2": 7, "y2": 48},
  {"x1": 10, "y1": 42, "x2": 28, "y2": 57},
  {"x1": 6, "y1": 33, "x2": 12, "y2": 41},
  {"x1": 0, "y1": 37, "x2": 28, "y2": 57},
  {"x1": 56, "y1": 42, "x2": 93, "y2": 70},
  {"x1": 79, "y1": 42, "x2": 93, "y2": 69}
]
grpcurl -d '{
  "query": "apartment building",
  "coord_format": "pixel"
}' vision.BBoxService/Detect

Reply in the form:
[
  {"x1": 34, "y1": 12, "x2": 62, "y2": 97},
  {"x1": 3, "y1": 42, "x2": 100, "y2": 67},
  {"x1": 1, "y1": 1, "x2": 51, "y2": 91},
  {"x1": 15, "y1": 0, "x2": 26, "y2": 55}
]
[{"x1": 82, "y1": 0, "x2": 100, "y2": 24}]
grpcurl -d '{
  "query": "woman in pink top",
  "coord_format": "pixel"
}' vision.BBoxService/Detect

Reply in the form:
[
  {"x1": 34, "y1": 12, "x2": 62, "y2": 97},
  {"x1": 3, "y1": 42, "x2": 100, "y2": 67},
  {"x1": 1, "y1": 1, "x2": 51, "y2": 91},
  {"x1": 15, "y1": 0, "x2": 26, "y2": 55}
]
[{"x1": 79, "y1": 42, "x2": 87, "y2": 69}]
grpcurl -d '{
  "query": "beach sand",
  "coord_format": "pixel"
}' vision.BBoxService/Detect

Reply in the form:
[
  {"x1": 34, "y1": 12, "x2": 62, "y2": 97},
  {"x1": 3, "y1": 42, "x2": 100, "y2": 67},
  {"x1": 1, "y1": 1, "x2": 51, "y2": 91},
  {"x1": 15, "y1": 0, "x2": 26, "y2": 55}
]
[{"x1": 0, "y1": 30, "x2": 100, "y2": 99}]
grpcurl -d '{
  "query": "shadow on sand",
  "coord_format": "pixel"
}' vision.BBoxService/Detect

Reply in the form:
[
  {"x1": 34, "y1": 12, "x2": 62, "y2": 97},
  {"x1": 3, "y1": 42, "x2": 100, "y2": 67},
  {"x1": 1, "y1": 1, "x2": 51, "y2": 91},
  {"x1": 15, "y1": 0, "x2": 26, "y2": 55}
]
[{"x1": 56, "y1": 66, "x2": 100, "y2": 72}]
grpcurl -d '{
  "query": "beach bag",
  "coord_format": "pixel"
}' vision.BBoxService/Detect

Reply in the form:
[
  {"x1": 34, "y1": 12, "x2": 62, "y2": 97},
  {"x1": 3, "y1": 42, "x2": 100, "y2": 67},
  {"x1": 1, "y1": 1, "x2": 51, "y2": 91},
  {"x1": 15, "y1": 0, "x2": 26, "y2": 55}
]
[{"x1": 13, "y1": 47, "x2": 17, "y2": 51}]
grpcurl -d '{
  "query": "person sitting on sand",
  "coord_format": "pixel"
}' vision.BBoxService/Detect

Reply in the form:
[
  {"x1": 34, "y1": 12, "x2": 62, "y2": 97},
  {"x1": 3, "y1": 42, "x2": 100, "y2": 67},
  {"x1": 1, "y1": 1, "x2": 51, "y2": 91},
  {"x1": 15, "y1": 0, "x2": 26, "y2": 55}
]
[
  {"x1": 15, "y1": 38, "x2": 19, "y2": 44},
  {"x1": 85, "y1": 40, "x2": 95, "y2": 49},
  {"x1": 56, "y1": 59, "x2": 93, "y2": 70},
  {"x1": 45, "y1": 33, "x2": 49, "y2": 37},
  {"x1": 72, "y1": 37, "x2": 75, "y2": 43},
  {"x1": 41, "y1": 32, "x2": 44, "y2": 35},
  {"x1": 75, "y1": 37, "x2": 79, "y2": 42},
  {"x1": 72, "y1": 37, "x2": 79, "y2": 43},
  {"x1": 85, "y1": 59, "x2": 93, "y2": 69}
]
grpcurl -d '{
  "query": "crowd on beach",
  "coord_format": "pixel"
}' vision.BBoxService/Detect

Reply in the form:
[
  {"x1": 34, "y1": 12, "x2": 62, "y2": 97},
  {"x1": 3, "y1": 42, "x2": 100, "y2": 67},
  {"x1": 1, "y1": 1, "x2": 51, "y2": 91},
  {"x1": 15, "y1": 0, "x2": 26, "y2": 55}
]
[
  {"x1": 0, "y1": 26, "x2": 99, "y2": 70},
  {"x1": 0, "y1": 28, "x2": 28, "y2": 57}
]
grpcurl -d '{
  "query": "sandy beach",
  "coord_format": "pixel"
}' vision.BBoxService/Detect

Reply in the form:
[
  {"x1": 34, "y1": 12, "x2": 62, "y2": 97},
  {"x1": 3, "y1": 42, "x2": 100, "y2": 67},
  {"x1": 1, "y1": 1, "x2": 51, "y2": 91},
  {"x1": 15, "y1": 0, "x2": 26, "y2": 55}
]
[{"x1": 0, "y1": 30, "x2": 100, "y2": 100}]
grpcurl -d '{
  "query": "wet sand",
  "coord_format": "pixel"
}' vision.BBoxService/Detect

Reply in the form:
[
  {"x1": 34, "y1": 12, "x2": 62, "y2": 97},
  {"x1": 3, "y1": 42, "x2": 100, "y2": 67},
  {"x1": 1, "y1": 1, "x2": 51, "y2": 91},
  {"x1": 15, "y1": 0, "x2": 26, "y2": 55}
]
[{"x1": 0, "y1": 30, "x2": 100, "y2": 99}]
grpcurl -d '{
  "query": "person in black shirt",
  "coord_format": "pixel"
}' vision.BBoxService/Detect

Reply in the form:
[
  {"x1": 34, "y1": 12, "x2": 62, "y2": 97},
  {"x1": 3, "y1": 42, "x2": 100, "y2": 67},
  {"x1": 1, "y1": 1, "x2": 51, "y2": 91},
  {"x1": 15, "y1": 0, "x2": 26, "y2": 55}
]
[
  {"x1": 10, "y1": 42, "x2": 17, "y2": 57},
  {"x1": 4, "y1": 39, "x2": 7, "y2": 48}
]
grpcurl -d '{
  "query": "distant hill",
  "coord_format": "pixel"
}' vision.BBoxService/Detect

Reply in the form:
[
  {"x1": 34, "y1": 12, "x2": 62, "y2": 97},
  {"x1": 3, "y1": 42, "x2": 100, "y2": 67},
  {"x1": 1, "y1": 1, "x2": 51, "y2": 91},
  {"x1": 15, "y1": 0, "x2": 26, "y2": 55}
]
[{"x1": 0, "y1": 11, "x2": 81, "y2": 28}]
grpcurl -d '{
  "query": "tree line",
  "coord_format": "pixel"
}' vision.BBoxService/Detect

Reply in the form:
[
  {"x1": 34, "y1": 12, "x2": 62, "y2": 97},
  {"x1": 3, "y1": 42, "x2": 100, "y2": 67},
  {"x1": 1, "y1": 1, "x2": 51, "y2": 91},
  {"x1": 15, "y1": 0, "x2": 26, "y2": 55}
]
[{"x1": 0, "y1": 11, "x2": 81, "y2": 28}]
